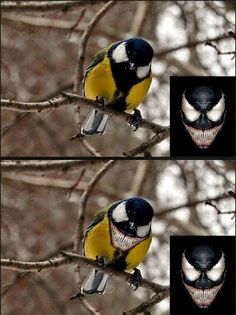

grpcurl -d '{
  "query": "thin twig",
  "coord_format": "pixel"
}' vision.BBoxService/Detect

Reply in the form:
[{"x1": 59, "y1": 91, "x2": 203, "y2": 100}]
[
  {"x1": 205, "y1": 41, "x2": 235, "y2": 59},
  {"x1": 67, "y1": 8, "x2": 86, "y2": 40},
  {"x1": 1, "y1": 160, "x2": 103, "y2": 172},
  {"x1": 123, "y1": 132, "x2": 169, "y2": 157},
  {"x1": 1, "y1": 1, "x2": 104, "y2": 12},
  {"x1": 157, "y1": 193, "x2": 229, "y2": 217},
  {"x1": 156, "y1": 34, "x2": 230, "y2": 58},
  {"x1": 123, "y1": 290, "x2": 170, "y2": 315},
  {"x1": 67, "y1": 168, "x2": 86, "y2": 199},
  {"x1": 205, "y1": 200, "x2": 236, "y2": 219},
  {"x1": 2, "y1": 173, "x2": 87, "y2": 191}
]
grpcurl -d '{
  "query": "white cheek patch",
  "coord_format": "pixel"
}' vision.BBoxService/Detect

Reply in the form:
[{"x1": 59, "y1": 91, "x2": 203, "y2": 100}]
[
  {"x1": 207, "y1": 254, "x2": 225, "y2": 281},
  {"x1": 206, "y1": 94, "x2": 225, "y2": 122},
  {"x1": 112, "y1": 42, "x2": 129, "y2": 63},
  {"x1": 137, "y1": 63, "x2": 151, "y2": 79},
  {"x1": 182, "y1": 254, "x2": 201, "y2": 281},
  {"x1": 182, "y1": 94, "x2": 201, "y2": 122},
  {"x1": 112, "y1": 202, "x2": 128, "y2": 223},
  {"x1": 137, "y1": 223, "x2": 151, "y2": 237}
]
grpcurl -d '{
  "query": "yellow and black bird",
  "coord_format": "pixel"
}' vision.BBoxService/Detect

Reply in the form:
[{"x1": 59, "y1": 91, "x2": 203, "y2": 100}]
[
  {"x1": 81, "y1": 197, "x2": 154, "y2": 294},
  {"x1": 81, "y1": 38, "x2": 154, "y2": 135}
]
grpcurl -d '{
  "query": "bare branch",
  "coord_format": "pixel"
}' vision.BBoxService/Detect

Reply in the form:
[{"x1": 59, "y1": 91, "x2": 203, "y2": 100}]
[
  {"x1": 1, "y1": 160, "x2": 103, "y2": 172},
  {"x1": 205, "y1": 41, "x2": 235, "y2": 59},
  {"x1": 205, "y1": 198, "x2": 236, "y2": 219},
  {"x1": 1, "y1": 1, "x2": 105, "y2": 13},
  {"x1": 157, "y1": 193, "x2": 230, "y2": 217},
  {"x1": 123, "y1": 132, "x2": 169, "y2": 157},
  {"x1": 1, "y1": 252, "x2": 169, "y2": 297},
  {"x1": 1, "y1": 94, "x2": 169, "y2": 156},
  {"x1": 2, "y1": 173, "x2": 86, "y2": 191},
  {"x1": 156, "y1": 34, "x2": 230, "y2": 58},
  {"x1": 123, "y1": 290, "x2": 170, "y2": 315}
]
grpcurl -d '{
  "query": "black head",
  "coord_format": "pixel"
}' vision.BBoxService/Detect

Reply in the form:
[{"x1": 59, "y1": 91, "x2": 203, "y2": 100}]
[
  {"x1": 108, "y1": 38, "x2": 153, "y2": 86},
  {"x1": 108, "y1": 197, "x2": 154, "y2": 238},
  {"x1": 124, "y1": 38, "x2": 154, "y2": 66}
]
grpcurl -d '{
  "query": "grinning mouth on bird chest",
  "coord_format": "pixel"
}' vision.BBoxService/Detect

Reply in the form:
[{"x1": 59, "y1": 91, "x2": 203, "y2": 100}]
[{"x1": 110, "y1": 221, "x2": 143, "y2": 252}]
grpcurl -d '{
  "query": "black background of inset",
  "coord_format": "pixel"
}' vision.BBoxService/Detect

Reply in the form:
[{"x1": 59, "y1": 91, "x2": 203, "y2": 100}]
[
  {"x1": 170, "y1": 76, "x2": 236, "y2": 157},
  {"x1": 170, "y1": 236, "x2": 235, "y2": 315}
]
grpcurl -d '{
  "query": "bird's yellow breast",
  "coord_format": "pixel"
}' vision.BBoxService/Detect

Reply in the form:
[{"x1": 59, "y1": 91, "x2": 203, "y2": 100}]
[
  {"x1": 84, "y1": 215, "x2": 152, "y2": 271},
  {"x1": 84, "y1": 56, "x2": 116, "y2": 103},
  {"x1": 125, "y1": 75, "x2": 152, "y2": 111}
]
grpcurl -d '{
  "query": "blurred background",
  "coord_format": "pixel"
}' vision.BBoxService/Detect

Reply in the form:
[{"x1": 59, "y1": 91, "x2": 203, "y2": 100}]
[
  {"x1": 1, "y1": 159, "x2": 235, "y2": 315},
  {"x1": 1, "y1": 1, "x2": 235, "y2": 157}
]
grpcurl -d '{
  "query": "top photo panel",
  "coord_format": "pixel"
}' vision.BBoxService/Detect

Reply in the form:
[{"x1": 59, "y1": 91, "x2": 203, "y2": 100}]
[{"x1": 1, "y1": 1, "x2": 235, "y2": 158}]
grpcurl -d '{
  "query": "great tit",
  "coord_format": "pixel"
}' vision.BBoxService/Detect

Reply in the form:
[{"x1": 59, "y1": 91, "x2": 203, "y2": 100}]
[
  {"x1": 81, "y1": 38, "x2": 154, "y2": 135},
  {"x1": 81, "y1": 197, "x2": 154, "y2": 294}
]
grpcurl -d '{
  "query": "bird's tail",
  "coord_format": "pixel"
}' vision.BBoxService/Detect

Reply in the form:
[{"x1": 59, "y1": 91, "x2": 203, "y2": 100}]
[
  {"x1": 81, "y1": 110, "x2": 108, "y2": 135},
  {"x1": 81, "y1": 269, "x2": 108, "y2": 295}
]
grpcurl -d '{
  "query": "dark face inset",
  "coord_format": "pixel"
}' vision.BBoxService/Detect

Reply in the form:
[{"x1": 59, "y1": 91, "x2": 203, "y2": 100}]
[
  {"x1": 181, "y1": 86, "x2": 226, "y2": 149},
  {"x1": 181, "y1": 246, "x2": 226, "y2": 308}
]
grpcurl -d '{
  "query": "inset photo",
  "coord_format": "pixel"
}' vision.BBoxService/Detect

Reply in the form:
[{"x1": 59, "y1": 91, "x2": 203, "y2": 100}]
[
  {"x1": 170, "y1": 236, "x2": 235, "y2": 315},
  {"x1": 170, "y1": 76, "x2": 235, "y2": 157}
]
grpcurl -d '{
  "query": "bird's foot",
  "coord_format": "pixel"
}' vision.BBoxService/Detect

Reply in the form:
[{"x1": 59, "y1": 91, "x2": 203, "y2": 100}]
[
  {"x1": 130, "y1": 268, "x2": 143, "y2": 291},
  {"x1": 131, "y1": 109, "x2": 142, "y2": 131},
  {"x1": 95, "y1": 256, "x2": 107, "y2": 267},
  {"x1": 96, "y1": 96, "x2": 106, "y2": 108}
]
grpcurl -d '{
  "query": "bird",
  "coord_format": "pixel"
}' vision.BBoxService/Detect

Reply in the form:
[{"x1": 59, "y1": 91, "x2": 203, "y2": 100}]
[
  {"x1": 81, "y1": 37, "x2": 154, "y2": 135},
  {"x1": 81, "y1": 197, "x2": 154, "y2": 294}
]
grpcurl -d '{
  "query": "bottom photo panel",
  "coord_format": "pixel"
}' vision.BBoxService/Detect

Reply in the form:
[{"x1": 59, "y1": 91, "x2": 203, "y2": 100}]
[{"x1": 1, "y1": 159, "x2": 235, "y2": 315}]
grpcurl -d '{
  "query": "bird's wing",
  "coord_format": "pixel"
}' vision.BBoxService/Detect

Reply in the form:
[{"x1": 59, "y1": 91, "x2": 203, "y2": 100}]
[
  {"x1": 82, "y1": 207, "x2": 108, "y2": 254},
  {"x1": 82, "y1": 46, "x2": 111, "y2": 95}
]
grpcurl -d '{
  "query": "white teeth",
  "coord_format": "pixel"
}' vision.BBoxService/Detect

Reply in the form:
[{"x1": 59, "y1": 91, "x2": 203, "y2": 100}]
[
  {"x1": 110, "y1": 221, "x2": 144, "y2": 252},
  {"x1": 183, "y1": 122, "x2": 224, "y2": 148},
  {"x1": 184, "y1": 282, "x2": 223, "y2": 307}
]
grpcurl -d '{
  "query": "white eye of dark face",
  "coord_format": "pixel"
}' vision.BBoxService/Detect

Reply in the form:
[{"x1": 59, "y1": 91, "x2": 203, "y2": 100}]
[
  {"x1": 207, "y1": 254, "x2": 225, "y2": 281},
  {"x1": 206, "y1": 94, "x2": 225, "y2": 122},
  {"x1": 182, "y1": 94, "x2": 201, "y2": 122},
  {"x1": 182, "y1": 254, "x2": 201, "y2": 281}
]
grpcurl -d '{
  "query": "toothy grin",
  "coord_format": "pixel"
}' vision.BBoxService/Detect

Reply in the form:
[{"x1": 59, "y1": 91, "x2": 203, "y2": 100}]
[
  {"x1": 183, "y1": 122, "x2": 223, "y2": 149},
  {"x1": 184, "y1": 283, "x2": 223, "y2": 308},
  {"x1": 110, "y1": 221, "x2": 143, "y2": 252}
]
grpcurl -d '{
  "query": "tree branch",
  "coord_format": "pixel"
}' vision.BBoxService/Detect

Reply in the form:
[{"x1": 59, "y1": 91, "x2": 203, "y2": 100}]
[
  {"x1": 1, "y1": 251, "x2": 170, "y2": 314},
  {"x1": 1, "y1": 94, "x2": 168, "y2": 135},
  {"x1": 156, "y1": 193, "x2": 229, "y2": 217},
  {"x1": 1, "y1": 1, "x2": 105, "y2": 12},
  {"x1": 1, "y1": 252, "x2": 169, "y2": 295},
  {"x1": 1, "y1": 160, "x2": 103, "y2": 172},
  {"x1": 123, "y1": 132, "x2": 169, "y2": 157},
  {"x1": 156, "y1": 34, "x2": 230, "y2": 58}
]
